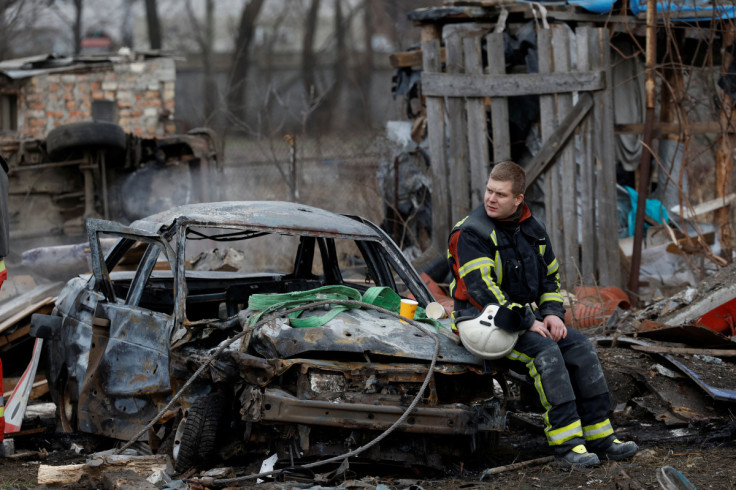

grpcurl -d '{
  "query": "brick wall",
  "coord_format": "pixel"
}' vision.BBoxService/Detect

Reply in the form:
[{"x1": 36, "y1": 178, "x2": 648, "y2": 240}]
[{"x1": 17, "y1": 56, "x2": 177, "y2": 139}]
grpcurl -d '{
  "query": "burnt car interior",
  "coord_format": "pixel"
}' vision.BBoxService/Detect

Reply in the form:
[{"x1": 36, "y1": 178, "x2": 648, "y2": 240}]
[{"x1": 100, "y1": 224, "x2": 411, "y2": 324}]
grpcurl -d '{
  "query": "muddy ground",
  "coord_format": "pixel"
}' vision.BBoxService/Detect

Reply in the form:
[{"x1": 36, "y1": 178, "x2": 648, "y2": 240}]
[
  {"x1": 2, "y1": 419, "x2": 735, "y2": 489},
  {"x1": 2, "y1": 361, "x2": 735, "y2": 490}
]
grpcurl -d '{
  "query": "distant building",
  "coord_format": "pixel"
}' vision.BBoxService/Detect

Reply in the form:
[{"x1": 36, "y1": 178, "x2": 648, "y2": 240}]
[{"x1": 0, "y1": 52, "x2": 176, "y2": 140}]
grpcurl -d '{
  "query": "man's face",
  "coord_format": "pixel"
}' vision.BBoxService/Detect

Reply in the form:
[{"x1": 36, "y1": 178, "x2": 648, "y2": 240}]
[{"x1": 484, "y1": 177, "x2": 523, "y2": 219}]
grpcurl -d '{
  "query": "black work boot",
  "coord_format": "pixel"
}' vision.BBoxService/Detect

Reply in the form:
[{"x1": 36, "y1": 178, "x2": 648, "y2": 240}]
[
  {"x1": 595, "y1": 439, "x2": 639, "y2": 461},
  {"x1": 557, "y1": 444, "x2": 601, "y2": 467}
]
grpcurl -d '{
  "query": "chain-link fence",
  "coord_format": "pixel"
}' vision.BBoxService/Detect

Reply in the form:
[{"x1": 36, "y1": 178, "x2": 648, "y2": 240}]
[{"x1": 217, "y1": 131, "x2": 393, "y2": 227}]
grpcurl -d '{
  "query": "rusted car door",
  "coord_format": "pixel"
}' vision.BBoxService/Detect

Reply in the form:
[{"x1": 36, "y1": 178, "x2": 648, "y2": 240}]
[{"x1": 77, "y1": 219, "x2": 178, "y2": 440}]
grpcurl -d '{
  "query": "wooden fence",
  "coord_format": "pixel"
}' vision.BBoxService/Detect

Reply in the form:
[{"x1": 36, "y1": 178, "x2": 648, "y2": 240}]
[{"x1": 419, "y1": 23, "x2": 621, "y2": 289}]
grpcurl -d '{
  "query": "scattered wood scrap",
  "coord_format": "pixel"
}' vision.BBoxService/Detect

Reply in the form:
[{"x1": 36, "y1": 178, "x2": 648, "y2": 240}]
[
  {"x1": 37, "y1": 454, "x2": 167, "y2": 486},
  {"x1": 480, "y1": 456, "x2": 554, "y2": 479}
]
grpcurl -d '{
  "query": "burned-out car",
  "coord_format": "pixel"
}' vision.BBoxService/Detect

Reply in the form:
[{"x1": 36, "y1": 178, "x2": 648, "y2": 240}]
[{"x1": 31, "y1": 201, "x2": 504, "y2": 471}]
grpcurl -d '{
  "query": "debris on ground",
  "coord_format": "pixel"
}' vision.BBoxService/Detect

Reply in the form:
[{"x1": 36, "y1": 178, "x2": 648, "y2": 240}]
[{"x1": 2, "y1": 234, "x2": 736, "y2": 489}]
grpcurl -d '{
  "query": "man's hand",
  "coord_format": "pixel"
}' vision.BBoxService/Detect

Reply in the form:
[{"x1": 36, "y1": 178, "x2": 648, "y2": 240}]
[
  {"x1": 528, "y1": 316, "x2": 567, "y2": 342},
  {"x1": 528, "y1": 320, "x2": 550, "y2": 338},
  {"x1": 544, "y1": 315, "x2": 567, "y2": 341}
]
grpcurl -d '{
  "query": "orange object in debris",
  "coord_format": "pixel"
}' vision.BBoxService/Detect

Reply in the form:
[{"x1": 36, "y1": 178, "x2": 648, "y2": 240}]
[
  {"x1": 696, "y1": 296, "x2": 736, "y2": 337},
  {"x1": 565, "y1": 286, "x2": 631, "y2": 329}
]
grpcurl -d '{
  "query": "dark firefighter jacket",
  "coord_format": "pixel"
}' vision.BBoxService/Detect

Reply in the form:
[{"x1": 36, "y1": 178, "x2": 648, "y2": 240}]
[{"x1": 447, "y1": 203, "x2": 565, "y2": 332}]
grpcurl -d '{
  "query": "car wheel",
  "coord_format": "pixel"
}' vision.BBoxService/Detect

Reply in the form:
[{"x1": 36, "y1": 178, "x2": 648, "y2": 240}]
[
  {"x1": 46, "y1": 121, "x2": 126, "y2": 161},
  {"x1": 174, "y1": 392, "x2": 228, "y2": 473},
  {"x1": 57, "y1": 376, "x2": 77, "y2": 433}
]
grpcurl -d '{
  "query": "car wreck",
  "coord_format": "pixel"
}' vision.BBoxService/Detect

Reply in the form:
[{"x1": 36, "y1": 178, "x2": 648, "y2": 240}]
[{"x1": 30, "y1": 201, "x2": 505, "y2": 472}]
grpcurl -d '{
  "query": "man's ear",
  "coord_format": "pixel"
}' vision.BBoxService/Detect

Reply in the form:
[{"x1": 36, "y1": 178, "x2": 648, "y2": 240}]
[{"x1": 515, "y1": 193, "x2": 524, "y2": 206}]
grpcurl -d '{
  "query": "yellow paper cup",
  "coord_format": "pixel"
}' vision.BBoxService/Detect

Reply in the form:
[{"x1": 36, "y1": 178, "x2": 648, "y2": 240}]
[{"x1": 400, "y1": 298, "x2": 419, "y2": 322}]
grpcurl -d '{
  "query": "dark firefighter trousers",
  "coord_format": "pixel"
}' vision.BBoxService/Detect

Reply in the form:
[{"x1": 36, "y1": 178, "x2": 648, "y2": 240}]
[{"x1": 506, "y1": 327, "x2": 616, "y2": 454}]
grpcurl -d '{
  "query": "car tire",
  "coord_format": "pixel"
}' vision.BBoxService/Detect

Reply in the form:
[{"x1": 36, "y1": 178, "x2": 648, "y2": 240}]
[
  {"x1": 174, "y1": 392, "x2": 228, "y2": 473},
  {"x1": 46, "y1": 122, "x2": 127, "y2": 161}
]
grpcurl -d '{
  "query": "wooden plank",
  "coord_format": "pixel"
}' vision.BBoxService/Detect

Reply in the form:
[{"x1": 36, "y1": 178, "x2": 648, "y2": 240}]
[
  {"x1": 0, "y1": 297, "x2": 54, "y2": 335},
  {"x1": 37, "y1": 455, "x2": 167, "y2": 486},
  {"x1": 0, "y1": 282, "x2": 62, "y2": 325},
  {"x1": 421, "y1": 70, "x2": 605, "y2": 97},
  {"x1": 525, "y1": 94, "x2": 593, "y2": 187},
  {"x1": 577, "y1": 27, "x2": 597, "y2": 284},
  {"x1": 537, "y1": 29, "x2": 562, "y2": 260},
  {"x1": 421, "y1": 34, "x2": 452, "y2": 253},
  {"x1": 0, "y1": 323, "x2": 31, "y2": 348},
  {"x1": 615, "y1": 121, "x2": 729, "y2": 134},
  {"x1": 552, "y1": 28, "x2": 578, "y2": 289},
  {"x1": 537, "y1": 30, "x2": 563, "y2": 265},
  {"x1": 670, "y1": 192, "x2": 736, "y2": 218},
  {"x1": 389, "y1": 48, "x2": 446, "y2": 68},
  {"x1": 444, "y1": 26, "x2": 471, "y2": 224},
  {"x1": 486, "y1": 32, "x2": 511, "y2": 162},
  {"x1": 631, "y1": 345, "x2": 736, "y2": 356},
  {"x1": 590, "y1": 27, "x2": 621, "y2": 287},
  {"x1": 463, "y1": 35, "x2": 490, "y2": 209}
]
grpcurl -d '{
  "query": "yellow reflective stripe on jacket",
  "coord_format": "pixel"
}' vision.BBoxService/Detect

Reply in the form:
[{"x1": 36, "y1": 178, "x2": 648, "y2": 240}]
[
  {"x1": 547, "y1": 419, "x2": 583, "y2": 445},
  {"x1": 0, "y1": 406, "x2": 4, "y2": 417},
  {"x1": 490, "y1": 229, "x2": 503, "y2": 285},
  {"x1": 583, "y1": 419, "x2": 614, "y2": 441},
  {"x1": 0, "y1": 259, "x2": 5, "y2": 272},
  {"x1": 546, "y1": 258, "x2": 559, "y2": 275},
  {"x1": 458, "y1": 257, "x2": 494, "y2": 277},
  {"x1": 458, "y1": 257, "x2": 508, "y2": 306},
  {"x1": 539, "y1": 292, "x2": 564, "y2": 305}
]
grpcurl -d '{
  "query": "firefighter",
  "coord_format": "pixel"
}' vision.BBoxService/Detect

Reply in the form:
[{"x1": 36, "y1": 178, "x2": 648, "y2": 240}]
[{"x1": 447, "y1": 161, "x2": 638, "y2": 467}]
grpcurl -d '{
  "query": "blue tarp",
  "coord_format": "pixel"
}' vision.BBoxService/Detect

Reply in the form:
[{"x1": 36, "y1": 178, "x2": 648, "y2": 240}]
[
  {"x1": 530, "y1": 0, "x2": 736, "y2": 19},
  {"x1": 627, "y1": 0, "x2": 736, "y2": 19}
]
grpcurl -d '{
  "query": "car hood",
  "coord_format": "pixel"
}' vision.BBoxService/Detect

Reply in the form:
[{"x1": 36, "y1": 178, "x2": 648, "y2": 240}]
[{"x1": 251, "y1": 308, "x2": 480, "y2": 365}]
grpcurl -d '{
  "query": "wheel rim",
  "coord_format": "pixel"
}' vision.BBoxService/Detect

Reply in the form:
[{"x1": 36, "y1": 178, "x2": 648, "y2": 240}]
[
  {"x1": 59, "y1": 382, "x2": 75, "y2": 433},
  {"x1": 172, "y1": 414, "x2": 188, "y2": 463}
]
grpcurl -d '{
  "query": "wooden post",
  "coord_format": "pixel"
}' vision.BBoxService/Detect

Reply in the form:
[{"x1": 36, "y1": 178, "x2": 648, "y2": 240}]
[
  {"x1": 552, "y1": 27, "x2": 578, "y2": 288},
  {"x1": 577, "y1": 27, "x2": 597, "y2": 284},
  {"x1": 537, "y1": 28, "x2": 564, "y2": 276},
  {"x1": 486, "y1": 32, "x2": 511, "y2": 163},
  {"x1": 464, "y1": 34, "x2": 491, "y2": 208},
  {"x1": 421, "y1": 26, "x2": 452, "y2": 258},
  {"x1": 444, "y1": 26, "x2": 471, "y2": 224},
  {"x1": 628, "y1": 1, "x2": 657, "y2": 304},
  {"x1": 590, "y1": 28, "x2": 622, "y2": 288}
]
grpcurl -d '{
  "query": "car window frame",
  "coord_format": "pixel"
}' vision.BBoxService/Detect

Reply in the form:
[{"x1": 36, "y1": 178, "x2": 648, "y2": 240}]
[{"x1": 86, "y1": 218, "x2": 175, "y2": 306}]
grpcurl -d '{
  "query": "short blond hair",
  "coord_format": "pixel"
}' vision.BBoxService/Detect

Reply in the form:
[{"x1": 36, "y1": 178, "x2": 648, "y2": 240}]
[{"x1": 489, "y1": 161, "x2": 525, "y2": 196}]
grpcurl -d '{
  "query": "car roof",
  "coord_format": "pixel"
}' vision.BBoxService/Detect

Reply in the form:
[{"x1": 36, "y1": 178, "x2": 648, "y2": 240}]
[{"x1": 129, "y1": 201, "x2": 380, "y2": 238}]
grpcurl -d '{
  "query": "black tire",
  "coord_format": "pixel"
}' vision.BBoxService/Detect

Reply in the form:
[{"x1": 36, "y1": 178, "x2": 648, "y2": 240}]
[
  {"x1": 174, "y1": 392, "x2": 229, "y2": 473},
  {"x1": 46, "y1": 121, "x2": 126, "y2": 161}
]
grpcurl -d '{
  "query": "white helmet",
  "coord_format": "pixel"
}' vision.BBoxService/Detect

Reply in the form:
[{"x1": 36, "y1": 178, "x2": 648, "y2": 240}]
[{"x1": 457, "y1": 304, "x2": 520, "y2": 360}]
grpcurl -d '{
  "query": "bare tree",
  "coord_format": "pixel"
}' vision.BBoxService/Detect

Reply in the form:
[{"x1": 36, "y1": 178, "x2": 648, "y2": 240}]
[
  {"x1": 185, "y1": 0, "x2": 217, "y2": 123},
  {"x1": 0, "y1": 0, "x2": 25, "y2": 60},
  {"x1": 145, "y1": 0, "x2": 162, "y2": 50},
  {"x1": 301, "y1": 0, "x2": 320, "y2": 105},
  {"x1": 72, "y1": 0, "x2": 83, "y2": 54},
  {"x1": 227, "y1": 0, "x2": 267, "y2": 122},
  {"x1": 47, "y1": 0, "x2": 84, "y2": 55}
]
